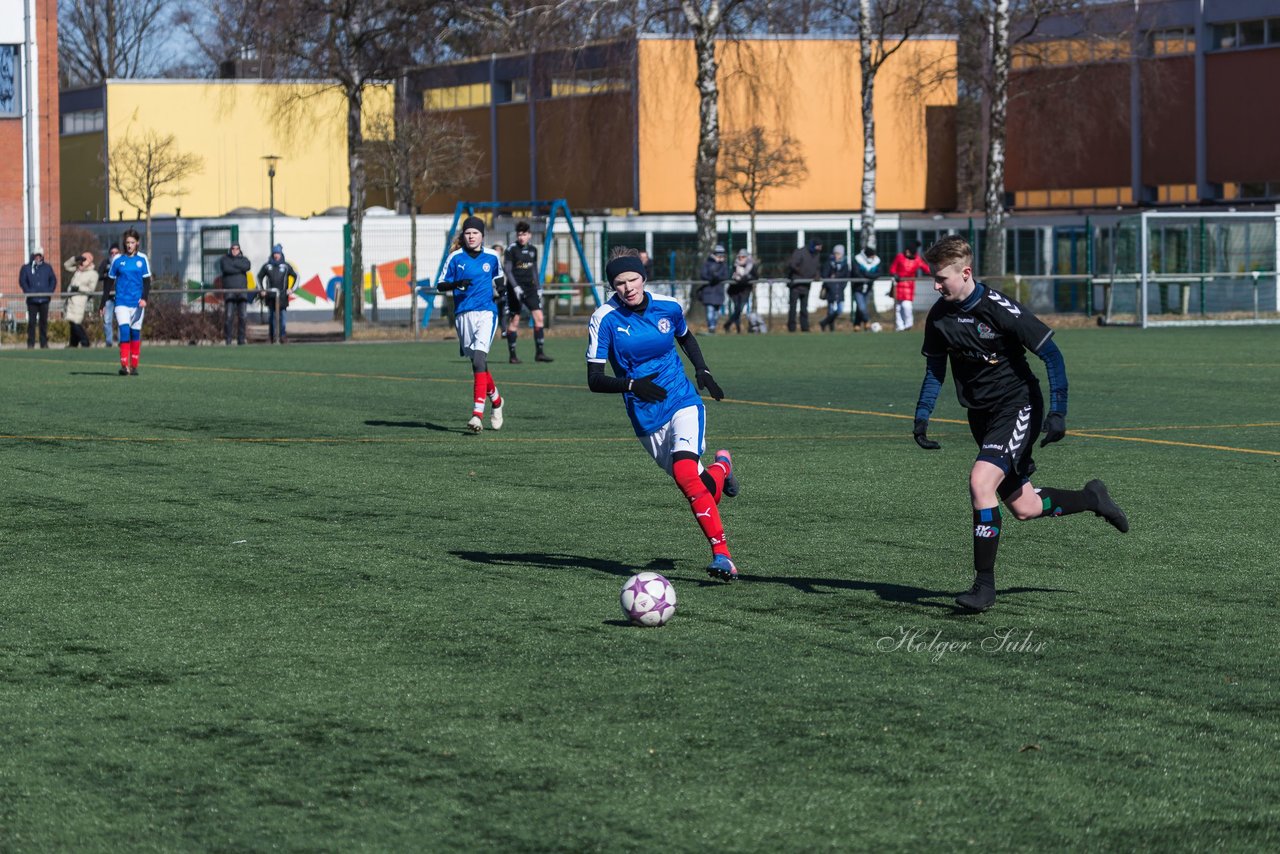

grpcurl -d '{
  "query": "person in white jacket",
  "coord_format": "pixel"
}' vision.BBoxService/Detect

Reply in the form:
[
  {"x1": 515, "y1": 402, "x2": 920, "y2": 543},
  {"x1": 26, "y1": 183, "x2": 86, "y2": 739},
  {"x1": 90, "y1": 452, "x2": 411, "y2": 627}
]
[{"x1": 63, "y1": 253, "x2": 99, "y2": 348}]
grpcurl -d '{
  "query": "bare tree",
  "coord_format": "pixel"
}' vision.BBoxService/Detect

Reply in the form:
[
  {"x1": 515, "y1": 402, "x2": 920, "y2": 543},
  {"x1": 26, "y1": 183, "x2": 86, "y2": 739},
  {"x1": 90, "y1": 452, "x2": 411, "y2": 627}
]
[
  {"x1": 59, "y1": 0, "x2": 177, "y2": 85},
  {"x1": 717, "y1": 125, "x2": 808, "y2": 255},
  {"x1": 363, "y1": 107, "x2": 483, "y2": 337},
  {"x1": 679, "y1": 0, "x2": 746, "y2": 260},
  {"x1": 108, "y1": 128, "x2": 204, "y2": 253},
  {"x1": 828, "y1": 0, "x2": 931, "y2": 254}
]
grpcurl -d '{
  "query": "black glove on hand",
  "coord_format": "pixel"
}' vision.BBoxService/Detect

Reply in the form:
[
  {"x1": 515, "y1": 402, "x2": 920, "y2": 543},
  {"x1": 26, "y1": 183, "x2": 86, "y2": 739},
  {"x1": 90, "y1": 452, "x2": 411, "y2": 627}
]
[
  {"x1": 696, "y1": 369, "x2": 725, "y2": 401},
  {"x1": 913, "y1": 418, "x2": 941, "y2": 450},
  {"x1": 630, "y1": 373, "x2": 667, "y2": 403},
  {"x1": 1040, "y1": 411, "x2": 1066, "y2": 447}
]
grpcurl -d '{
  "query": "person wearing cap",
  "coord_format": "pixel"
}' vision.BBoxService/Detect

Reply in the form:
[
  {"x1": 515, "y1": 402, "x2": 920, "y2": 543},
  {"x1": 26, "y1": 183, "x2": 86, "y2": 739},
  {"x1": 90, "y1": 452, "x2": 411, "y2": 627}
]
[
  {"x1": 19, "y1": 246, "x2": 58, "y2": 348},
  {"x1": 819, "y1": 244, "x2": 852, "y2": 332},
  {"x1": 585, "y1": 247, "x2": 742, "y2": 581},
  {"x1": 218, "y1": 243, "x2": 252, "y2": 345},
  {"x1": 502, "y1": 221, "x2": 552, "y2": 363},
  {"x1": 723, "y1": 248, "x2": 758, "y2": 333},
  {"x1": 98, "y1": 243, "x2": 121, "y2": 346},
  {"x1": 63, "y1": 251, "x2": 99, "y2": 348},
  {"x1": 785, "y1": 238, "x2": 823, "y2": 332},
  {"x1": 697, "y1": 244, "x2": 730, "y2": 334},
  {"x1": 257, "y1": 244, "x2": 299, "y2": 344},
  {"x1": 437, "y1": 216, "x2": 507, "y2": 433}
]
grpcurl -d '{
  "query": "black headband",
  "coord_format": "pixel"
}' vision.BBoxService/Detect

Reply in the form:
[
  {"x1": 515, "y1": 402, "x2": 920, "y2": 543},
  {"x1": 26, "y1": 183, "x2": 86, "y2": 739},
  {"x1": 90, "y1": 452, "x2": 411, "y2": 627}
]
[
  {"x1": 461, "y1": 216, "x2": 485, "y2": 235},
  {"x1": 605, "y1": 256, "x2": 647, "y2": 284}
]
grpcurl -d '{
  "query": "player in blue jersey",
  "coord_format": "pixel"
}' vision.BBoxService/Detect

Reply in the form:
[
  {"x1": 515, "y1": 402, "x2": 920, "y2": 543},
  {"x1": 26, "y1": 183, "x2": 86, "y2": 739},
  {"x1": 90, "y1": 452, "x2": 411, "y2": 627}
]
[
  {"x1": 912, "y1": 236, "x2": 1129, "y2": 612},
  {"x1": 586, "y1": 248, "x2": 742, "y2": 581},
  {"x1": 436, "y1": 216, "x2": 506, "y2": 432},
  {"x1": 107, "y1": 228, "x2": 152, "y2": 376}
]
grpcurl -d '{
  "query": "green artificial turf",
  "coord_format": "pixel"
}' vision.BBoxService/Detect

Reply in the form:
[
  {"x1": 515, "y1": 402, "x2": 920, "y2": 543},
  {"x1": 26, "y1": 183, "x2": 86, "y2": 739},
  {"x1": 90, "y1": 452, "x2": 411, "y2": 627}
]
[{"x1": 1, "y1": 327, "x2": 1277, "y2": 850}]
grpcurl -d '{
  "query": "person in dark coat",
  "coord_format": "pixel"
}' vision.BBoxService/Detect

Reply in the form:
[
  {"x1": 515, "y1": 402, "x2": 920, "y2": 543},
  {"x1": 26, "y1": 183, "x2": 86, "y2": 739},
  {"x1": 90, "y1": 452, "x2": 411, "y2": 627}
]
[
  {"x1": 819, "y1": 244, "x2": 852, "y2": 331},
  {"x1": 851, "y1": 245, "x2": 882, "y2": 331},
  {"x1": 785, "y1": 238, "x2": 822, "y2": 332},
  {"x1": 19, "y1": 247, "x2": 58, "y2": 349},
  {"x1": 218, "y1": 243, "x2": 252, "y2": 345},
  {"x1": 697, "y1": 244, "x2": 730, "y2": 334},
  {"x1": 257, "y1": 244, "x2": 298, "y2": 344}
]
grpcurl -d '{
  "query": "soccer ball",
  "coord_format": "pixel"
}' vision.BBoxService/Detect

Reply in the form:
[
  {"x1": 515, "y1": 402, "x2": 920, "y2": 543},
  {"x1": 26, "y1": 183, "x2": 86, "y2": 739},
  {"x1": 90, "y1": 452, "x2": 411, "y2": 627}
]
[
  {"x1": 869, "y1": 321, "x2": 883, "y2": 333},
  {"x1": 620, "y1": 572, "x2": 677, "y2": 627}
]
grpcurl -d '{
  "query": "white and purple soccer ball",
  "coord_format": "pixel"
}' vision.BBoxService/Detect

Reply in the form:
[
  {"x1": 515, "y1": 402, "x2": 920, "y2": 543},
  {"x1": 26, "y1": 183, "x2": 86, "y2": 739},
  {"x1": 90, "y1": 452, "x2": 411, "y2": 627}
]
[{"x1": 620, "y1": 572, "x2": 677, "y2": 627}]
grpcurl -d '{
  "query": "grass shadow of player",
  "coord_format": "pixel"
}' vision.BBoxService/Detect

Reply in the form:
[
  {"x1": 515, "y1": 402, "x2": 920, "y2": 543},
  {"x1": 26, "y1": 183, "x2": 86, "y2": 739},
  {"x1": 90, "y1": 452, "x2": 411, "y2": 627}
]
[
  {"x1": 450, "y1": 551, "x2": 676, "y2": 581},
  {"x1": 69, "y1": 371, "x2": 130, "y2": 377},
  {"x1": 364, "y1": 419, "x2": 453, "y2": 432},
  {"x1": 727, "y1": 574, "x2": 1072, "y2": 612}
]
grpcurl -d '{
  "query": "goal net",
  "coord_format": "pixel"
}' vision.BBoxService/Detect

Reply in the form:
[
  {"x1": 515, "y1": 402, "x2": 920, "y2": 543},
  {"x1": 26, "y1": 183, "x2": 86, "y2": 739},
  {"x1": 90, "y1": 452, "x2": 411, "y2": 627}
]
[{"x1": 1095, "y1": 210, "x2": 1279, "y2": 327}]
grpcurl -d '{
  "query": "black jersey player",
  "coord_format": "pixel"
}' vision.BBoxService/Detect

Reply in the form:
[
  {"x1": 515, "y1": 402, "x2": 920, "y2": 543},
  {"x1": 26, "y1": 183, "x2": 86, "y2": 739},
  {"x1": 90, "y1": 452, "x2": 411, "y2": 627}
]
[
  {"x1": 502, "y1": 221, "x2": 552, "y2": 363},
  {"x1": 912, "y1": 236, "x2": 1129, "y2": 612}
]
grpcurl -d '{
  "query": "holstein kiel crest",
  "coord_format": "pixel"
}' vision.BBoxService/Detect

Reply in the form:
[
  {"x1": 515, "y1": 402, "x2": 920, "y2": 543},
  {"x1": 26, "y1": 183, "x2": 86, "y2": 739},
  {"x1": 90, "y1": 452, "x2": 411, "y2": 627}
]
[{"x1": 658, "y1": 318, "x2": 671, "y2": 333}]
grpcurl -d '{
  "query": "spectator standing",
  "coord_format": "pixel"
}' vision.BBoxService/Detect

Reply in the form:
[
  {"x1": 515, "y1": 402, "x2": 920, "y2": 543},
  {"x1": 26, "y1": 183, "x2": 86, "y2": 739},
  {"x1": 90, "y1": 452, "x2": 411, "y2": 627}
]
[
  {"x1": 697, "y1": 244, "x2": 729, "y2": 334},
  {"x1": 98, "y1": 243, "x2": 120, "y2": 346},
  {"x1": 503, "y1": 221, "x2": 553, "y2": 363},
  {"x1": 638, "y1": 250, "x2": 656, "y2": 282},
  {"x1": 19, "y1": 247, "x2": 57, "y2": 349},
  {"x1": 819, "y1": 244, "x2": 852, "y2": 331},
  {"x1": 257, "y1": 244, "x2": 298, "y2": 344},
  {"x1": 785, "y1": 238, "x2": 822, "y2": 332},
  {"x1": 63, "y1": 252, "x2": 98, "y2": 348},
  {"x1": 218, "y1": 243, "x2": 252, "y2": 345},
  {"x1": 889, "y1": 241, "x2": 930, "y2": 332},
  {"x1": 851, "y1": 245, "x2": 881, "y2": 331},
  {"x1": 723, "y1": 248, "x2": 758, "y2": 333}
]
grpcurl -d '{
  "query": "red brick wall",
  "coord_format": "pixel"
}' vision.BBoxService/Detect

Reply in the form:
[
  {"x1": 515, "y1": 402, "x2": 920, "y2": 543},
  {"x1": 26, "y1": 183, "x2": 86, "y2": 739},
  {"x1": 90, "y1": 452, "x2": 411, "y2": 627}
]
[{"x1": 1, "y1": 0, "x2": 60, "y2": 286}]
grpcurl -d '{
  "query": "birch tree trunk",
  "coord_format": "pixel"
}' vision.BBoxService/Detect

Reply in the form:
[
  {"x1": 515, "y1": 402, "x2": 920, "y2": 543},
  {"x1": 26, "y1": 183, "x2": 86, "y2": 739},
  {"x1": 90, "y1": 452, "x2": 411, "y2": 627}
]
[
  {"x1": 982, "y1": 0, "x2": 1010, "y2": 278},
  {"x1": 682, "y1": 0, "x2": 723, "y2": 260},
  {"x1": 858, "y1": 0, "x2": 877, "y2": 254},
  {"x1": 345, "y1": 81, "x2": 366, "y2": 320}
]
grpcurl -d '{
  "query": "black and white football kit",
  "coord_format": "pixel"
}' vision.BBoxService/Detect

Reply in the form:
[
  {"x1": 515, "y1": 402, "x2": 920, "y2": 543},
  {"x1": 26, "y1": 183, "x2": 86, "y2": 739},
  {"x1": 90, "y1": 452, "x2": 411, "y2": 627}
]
[{"x1": 504, "y1": 242, "x2": 541, "y2": 314}]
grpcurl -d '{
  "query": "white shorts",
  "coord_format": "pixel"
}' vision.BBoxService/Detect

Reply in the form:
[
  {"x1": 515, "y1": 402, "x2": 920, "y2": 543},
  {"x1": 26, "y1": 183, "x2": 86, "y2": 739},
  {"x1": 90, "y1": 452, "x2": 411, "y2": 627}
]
[
  {"x1": 114, "y1": 304, "x2": 145, "y2": 331},
  {"x1": 455, "y1": 311, "x2": 497, "y2": 355},
  {"x1": 639, "y1": 405, "x2": 706, "y2": 475}
]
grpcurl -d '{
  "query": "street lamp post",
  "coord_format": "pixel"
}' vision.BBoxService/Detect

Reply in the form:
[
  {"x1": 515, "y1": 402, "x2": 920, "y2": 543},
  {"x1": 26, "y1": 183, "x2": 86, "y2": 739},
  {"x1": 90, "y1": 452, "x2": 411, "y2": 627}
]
[{"x1": 262, "y1": 154, "x2": 281, "y2": 247}]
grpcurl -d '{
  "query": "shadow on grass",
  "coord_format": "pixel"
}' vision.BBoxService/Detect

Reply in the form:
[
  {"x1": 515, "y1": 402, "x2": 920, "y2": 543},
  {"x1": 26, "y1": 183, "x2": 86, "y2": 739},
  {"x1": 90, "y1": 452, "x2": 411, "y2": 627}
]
[
  {"x1": 69, "y1": 371, "x2": 128, "y2": 377},
  {"x1": 365, "y1": 419, "x2": 454, "y2": 432},
  {"x1": 451, "y1": 551, "x2": 1071, "y2": 612}
]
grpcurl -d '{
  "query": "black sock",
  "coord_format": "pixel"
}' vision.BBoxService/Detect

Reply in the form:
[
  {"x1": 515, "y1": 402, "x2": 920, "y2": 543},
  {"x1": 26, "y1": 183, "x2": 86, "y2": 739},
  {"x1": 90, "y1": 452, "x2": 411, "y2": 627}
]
[
  {"x1": 507, "y1": 331, "x2": 518, "y2": 356},
  {"x1": 973, "y1": 506, "x2": 1001, "y2": 586},
  {"x1": 534, "y1": 326, "x2": 545, "y2": 353},
  {"x1": 1035, "y1": 487, "x2": 1092, "y2": 518}
]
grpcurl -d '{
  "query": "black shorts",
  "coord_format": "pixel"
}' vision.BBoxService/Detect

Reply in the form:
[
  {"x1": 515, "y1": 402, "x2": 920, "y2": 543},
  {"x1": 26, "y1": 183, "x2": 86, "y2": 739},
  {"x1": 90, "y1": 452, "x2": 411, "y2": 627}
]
[
  {"x1": 506, "y1": 285, "x2": 541, "y2": 315},
  {"x1": 968, "y1": 401, "x2": 1042, "y2": 484}
]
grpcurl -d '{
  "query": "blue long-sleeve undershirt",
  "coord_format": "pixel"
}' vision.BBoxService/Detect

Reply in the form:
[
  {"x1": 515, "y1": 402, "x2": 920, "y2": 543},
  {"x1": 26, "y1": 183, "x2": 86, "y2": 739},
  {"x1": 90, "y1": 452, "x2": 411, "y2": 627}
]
[
  {"x1": 1038, "y1": 338, "x2": 1068, "y2": 415},
  {"x1": 915, "y1": 354, "x2": 947, "y2": 421}
]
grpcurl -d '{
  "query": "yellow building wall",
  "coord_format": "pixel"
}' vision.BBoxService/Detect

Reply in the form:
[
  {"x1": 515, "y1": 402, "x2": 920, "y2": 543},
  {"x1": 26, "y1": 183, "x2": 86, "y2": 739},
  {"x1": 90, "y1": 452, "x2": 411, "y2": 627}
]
[
  {"x1": 637, "y1": 37, "x2": 956, "y2": 214},
  {"x1": 98, "y1": 81, "x2": 393, "y2": 218},
  {"x1": 61, "y1": 132, "x2": 107, "y2": 221}
]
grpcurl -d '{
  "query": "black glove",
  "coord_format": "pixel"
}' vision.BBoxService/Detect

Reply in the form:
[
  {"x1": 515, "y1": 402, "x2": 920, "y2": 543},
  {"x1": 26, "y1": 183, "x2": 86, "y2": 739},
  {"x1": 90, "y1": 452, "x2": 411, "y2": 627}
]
[
  {"x1": 629, "y1": 373, "x2": 667, "y2": 403},
  {"x1": 1040, "y1": 412, "x2": 1066, "y2": 447},
  {"x1": 696, "y1": 369, "x2": 724, "y2": 401},
  {"x1": 913, "y1": 418, "x2": 941, "y2": 450}
]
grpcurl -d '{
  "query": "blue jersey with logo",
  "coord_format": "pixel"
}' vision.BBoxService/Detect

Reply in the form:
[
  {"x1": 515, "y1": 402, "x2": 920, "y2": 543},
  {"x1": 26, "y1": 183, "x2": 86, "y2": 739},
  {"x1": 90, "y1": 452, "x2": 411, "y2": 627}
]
[
  {"x1": 108, "y1": 252, "x2": 152, "y2": 307},
  {"x1": 441, "y1": 247, "x2": 501, "y2": 315},
  {"x1": 586, "y1": 293, "x2": 703, "y2": 437}
]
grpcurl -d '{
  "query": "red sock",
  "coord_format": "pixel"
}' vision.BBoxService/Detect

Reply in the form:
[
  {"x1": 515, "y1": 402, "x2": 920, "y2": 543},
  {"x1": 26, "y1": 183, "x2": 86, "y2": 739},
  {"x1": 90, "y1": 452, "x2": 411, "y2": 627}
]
[
  {"x1": 673, "y1": 459, "x2": 730, "y2": 557},
  {"x1": 472, "y1": 373, "x2": 486, "y2": 416},
  {"x1": 119, "y1": 342, "x2": 130, "y2": 367},
  {"x1": 130, "y1": 339, "x2": 141, "y2": 367},
  {"x1": 706, "y1": 461, "x2": 728, "y2": 505}
]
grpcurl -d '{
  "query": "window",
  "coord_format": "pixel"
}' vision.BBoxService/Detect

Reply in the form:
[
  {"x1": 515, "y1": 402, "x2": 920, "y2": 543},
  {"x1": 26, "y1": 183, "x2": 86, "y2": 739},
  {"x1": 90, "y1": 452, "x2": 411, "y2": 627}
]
[
  {"x1": 61, "y1": 108, "x2": 104, "y2": 135},
  {"x1": 1270, "y1": 19, "x2": 1280, "y2": 44},
  {"x1": 1213, "y1": 23, "x2": 1237, "y2": 49},
  {"x1": 549, "y1": 67, "x2": 630, "y2": 98},
  {"x1": 0, "y1": 45, "x2": 19, "y2": 117},
  {"x1": 423, "y1": 83, "x2": 491, "y2": 111},
  {"x1": 1239, "y1": 19, "x2": 1266, "y2": 46},
  {"x1": 1149, "y1": 28, "x2": 1193, "y2": 56}
]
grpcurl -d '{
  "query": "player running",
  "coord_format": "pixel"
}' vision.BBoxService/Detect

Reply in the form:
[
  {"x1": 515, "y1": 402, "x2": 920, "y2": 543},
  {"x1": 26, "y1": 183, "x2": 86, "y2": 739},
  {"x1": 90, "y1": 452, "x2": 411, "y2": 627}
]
[
  {"x1": 107, "y1": 228, "x2": 151, "y2": 376},
  {"x1": 586, "y1": 248, "x2": 741, "y2": 581},
  {"x1": 912, "y1": 236, "x2": 1129, "y2": 612},
  {"x1": 502, "y1": 221, "x2": 553, "y2": 364},
  {"x1": 436, "y1": 216, "x2": 506, "y2": 433}
]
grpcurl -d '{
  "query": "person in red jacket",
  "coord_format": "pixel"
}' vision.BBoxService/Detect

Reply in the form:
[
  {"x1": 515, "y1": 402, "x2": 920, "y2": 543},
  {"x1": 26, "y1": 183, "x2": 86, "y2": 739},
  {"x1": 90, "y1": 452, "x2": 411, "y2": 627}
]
[{"x1": 889, "y1": 241, "x2": 930, "y2": 332}]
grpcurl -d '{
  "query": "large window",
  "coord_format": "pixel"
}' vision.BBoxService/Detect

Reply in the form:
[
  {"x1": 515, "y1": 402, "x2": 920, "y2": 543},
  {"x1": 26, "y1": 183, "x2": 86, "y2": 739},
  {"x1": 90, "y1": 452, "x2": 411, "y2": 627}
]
[
  {"x1": 1213, "y1": 18, "x2": 1280, "y2": 50},
  {"x1": 61, "y1": 108, "x2": 103, "y2": 135},
  {"x1": 423, "y1": 83, "x2": 491, "y2": 111},
  {"x1": 0, "y1": 45, "x2": 19, "y2": 117}
]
